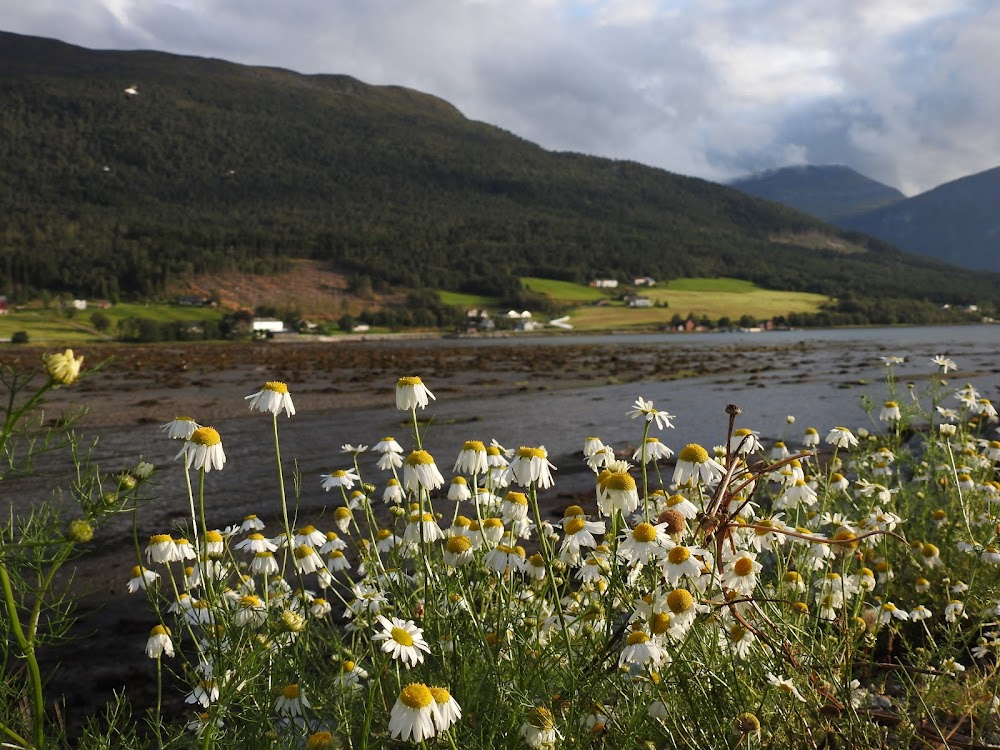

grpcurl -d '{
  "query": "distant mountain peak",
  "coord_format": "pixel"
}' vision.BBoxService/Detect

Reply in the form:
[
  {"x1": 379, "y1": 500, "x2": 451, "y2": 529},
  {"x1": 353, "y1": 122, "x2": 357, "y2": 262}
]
[{"x1": 729, "y1": 165, "x2": 904, "y2": 224}]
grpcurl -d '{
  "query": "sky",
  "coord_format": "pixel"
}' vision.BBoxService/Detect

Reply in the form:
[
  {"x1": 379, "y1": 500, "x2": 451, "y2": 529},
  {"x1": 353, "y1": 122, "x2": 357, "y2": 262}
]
[{"x1": 3, "y1": 0, "x2": 998, "y2": 196}]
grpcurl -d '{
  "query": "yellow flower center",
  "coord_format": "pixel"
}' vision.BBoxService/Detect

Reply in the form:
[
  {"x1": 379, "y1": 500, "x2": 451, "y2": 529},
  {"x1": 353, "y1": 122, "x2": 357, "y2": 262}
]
[
  {"x1": 516, "y1": 446, "x2": 547, "y2": 460},
  {"x1": 264, "y1": 381, "x2": 288, "y2": 394},
  {"x1": 667, "y1": 588, "x2": 694, "y2": 613},
  {"x1": 729, "y1": 624, "x2": 747, "y2": 642},
  {"x1": 504, "y1": 491, "x2": 528, "y2": 506},
  {"x1": 334, "y1": 508, "x2": 351, "y2": 520},
  {"x1": 205, "y1": 530, "x2": 223, "y2": 543},
  {"x1": 631, "y1": 523, "x2": 657, "y2": 543},
  {"x1": 678, "y1": 444, "x2": 709, "y2": 463},
  {"x1": 429, "y1": 687, "x2": 451, "y2": 704},
  {"x1": 306, "y1": 731, "x2": 334, "y2": 750},
  {"x1": 240, "y1": 595, "x2": 262, "y2": 607},
  {"x1": 282, "y1": 684, "x2": 300, "y2": 699},
  {"x1": 149, "y1": 534, "x2": 173, "y2": 545},
  {"x1": 603, "y1": 472, "x2": 637, "y2": 491},
  {"x1": 564, "y1": 518, "x2": 587, "y2": 535},
  {"x1": 397, "y1": 376, "x2": 424, "y2": 387},
  {"x1": 405, "y1": 450, "x2": 435, "y2": 466},
  {"x1": 650, "y1": 612, "x2": 671, "y2": 634},
  {"x1": 462, "y1": 440, "x2": 485, "y2": 452},
  {"x1": 563, "y1": 505, "x2": 585, "y2": 517},
  {"x1": 733, "y1": 557, "x2": 754, "y2": 577},
  {"x1": 483, "y1": 518, "x2": 503, "y2": 530},
  {"x1": 447, "y1": 536, "x2": 472, "y2": 554},
  {"x1": 190, "y1": 427, "x2": 221, "y2": 447},
  {"x1": 451, "y1": 476, "x2": 468, "y2": 486},
  {"x1": 399, "y1": 683, "x2": 433, "y2": 709},
  {"x1": 391, "y1": 627, "x2": 415, "y2": 647},
  {"x1": 626, "y1": 631, "x2": 650, "y2": 645},
  {"x1": 667, "y1": 546, "x2": 691, "y2": 564},
  {"x1": 527, "y1": 707, "x2": 555, "y2": 730},
  {"x1": 150, "y1": 624, "x2": 170, "y2": 637},
  {"x1": 294, "y1": 545, "x2": 315, "y2": 559}
]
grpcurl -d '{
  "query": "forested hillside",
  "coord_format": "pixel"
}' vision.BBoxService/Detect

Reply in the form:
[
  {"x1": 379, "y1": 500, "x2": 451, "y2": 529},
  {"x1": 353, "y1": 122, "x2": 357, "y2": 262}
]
[{"x1": 1, "y1": 30, "x2": 998, "y2": 317}]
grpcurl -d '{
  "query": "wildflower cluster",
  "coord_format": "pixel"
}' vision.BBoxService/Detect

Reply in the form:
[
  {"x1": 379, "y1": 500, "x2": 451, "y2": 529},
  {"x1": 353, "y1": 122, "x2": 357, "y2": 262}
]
[{"x1": 21, "y1": 352, "x2": 1000, "y2": 749}]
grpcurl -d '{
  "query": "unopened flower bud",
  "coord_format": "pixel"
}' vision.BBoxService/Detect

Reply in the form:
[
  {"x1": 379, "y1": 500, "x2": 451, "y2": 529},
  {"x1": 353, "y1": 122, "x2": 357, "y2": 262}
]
[{"x1": 67, "y1": 518, "x2": 94, "y2": 543}]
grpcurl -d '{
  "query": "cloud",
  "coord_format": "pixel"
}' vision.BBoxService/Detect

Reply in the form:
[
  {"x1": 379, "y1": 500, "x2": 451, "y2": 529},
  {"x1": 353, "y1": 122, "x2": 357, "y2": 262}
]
[{"x1": 2, "y1": 0, "x2": 998, "y2": 194}]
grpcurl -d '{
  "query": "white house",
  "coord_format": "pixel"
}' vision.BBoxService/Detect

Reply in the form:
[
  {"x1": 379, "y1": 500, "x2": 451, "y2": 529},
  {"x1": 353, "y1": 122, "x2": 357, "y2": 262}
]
[
  {"x1": 589, "y1": 279, "x2": 619, "y2": 288},
  {"x1": 252, "y1": 319, "x2": 285, "y2": 333}
]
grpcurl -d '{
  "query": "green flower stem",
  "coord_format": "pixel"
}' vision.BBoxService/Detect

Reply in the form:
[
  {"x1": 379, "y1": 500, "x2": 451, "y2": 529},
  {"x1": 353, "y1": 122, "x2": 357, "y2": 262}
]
[
  {"x1": 272, "y1": 414, "x2": 295, "y2": 578},
  {"x1": 639, "y1": 420, "x2": 651, "y2": 523},
  {"x1": 527, "y1": 483, "x2": 575, "y2": 693},
  {"x1": 0, "y1": 556, "x2": 46, "y2": 748}
]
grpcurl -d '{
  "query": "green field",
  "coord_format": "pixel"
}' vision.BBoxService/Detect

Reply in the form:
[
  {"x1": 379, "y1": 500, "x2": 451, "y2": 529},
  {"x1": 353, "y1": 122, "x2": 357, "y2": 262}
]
[
  {"x1": 566, "y1": 280, "x2": 831, "y2": 331},
  {"x1": 663, "y1": 277, "x2": 760, "y2": 293},
  {"x1": 519, "y1": 277, "x2": 611, "y2": 303},
  {"x1": 0, "y1": 303, "x2": 224, "y2": 343},
  {"x1": 437, "y1": 290, "x2": 499, "y2": 308}
]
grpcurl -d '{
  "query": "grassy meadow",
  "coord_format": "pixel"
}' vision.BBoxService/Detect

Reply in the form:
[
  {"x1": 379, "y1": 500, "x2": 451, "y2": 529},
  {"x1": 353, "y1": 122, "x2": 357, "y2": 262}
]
[{"x1": 0, "y1": 277, "x2": 831, "y2": 344}]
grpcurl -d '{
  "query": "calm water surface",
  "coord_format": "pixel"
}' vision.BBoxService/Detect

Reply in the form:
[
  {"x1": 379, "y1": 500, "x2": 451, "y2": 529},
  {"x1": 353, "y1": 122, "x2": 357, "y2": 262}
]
[{"x1": 15, "y1": 325, "x2": 1000, "y2": 533}]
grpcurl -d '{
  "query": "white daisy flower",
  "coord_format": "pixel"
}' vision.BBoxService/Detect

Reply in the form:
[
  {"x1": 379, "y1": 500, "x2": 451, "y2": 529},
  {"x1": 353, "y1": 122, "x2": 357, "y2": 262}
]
[
  {"x1": 161, "y1": 416, "x2": 200, "y2": 440},
  {"x1": 730, "y1": 428, "x2": 762, "y2": 455},
  {"x1": 320, "y1": 468, "x2": 360, "y2": 491},
  {"x1": 395, "y1": 376, "x2": 435, "y2": 410},
  {"x1": 506, "y1": 446, "x2": 557, "y2": 489},
  {"x1": 234, "y1": 533, "x2": 278, "y2": 554},
  {"x1": 628, "y1": 397, "x2": 675, "y2": 430},
  {"x1": 245, "y1": 381, "x2": 295, "y2": 417},
  {"x1": 374, "y1": 436, "x2": 404, "y2": 455},
  {"x1": 825, "y1": 426, "x2": 858, "y2": 450},
  {"x1": 766, "y1": 673, "x2": 806, "y2": 702},
  {"x1": 720, "y1": 549, "x2": 762, "y2": 596},
  {"x1": 617, "y1": 522, "x2": 669, "y2": 565},
  {"x1": 292, "y1": 544, "x2": 324, "y2": 575},
  {"x1": 454, "y1": 440, "x2": 488, "y2": 474},
  {"x1": 879, "y1": 401, "x2": 901, "y2": 422},
  {"x1": 633, "y1": 437, "x2": 674, "y2": 464},
  {"x1": 429, "y1": 686, "x2": 462, "y2": 732},
  {"x1": 619, "y1": 630, "x2": 668, "y2": 667},
  {"x1": 596, "y1": 470, "x2": 640, "y2": 516},
  {"x1": 274, "y1": 684, "x2": 310, "y2": 717},
  {"x1": 145, "y1": 625, "x2": 174, "y2": 659},
  {"x1": 931, "y1": 355, "x2": 958, "y2": 373},
  {"x1": 389, "y1": 683, "x2": 437, "y2": 742},
  {"x1": 373, "y1": 615, "x2": 431, "y2": 667},
  {"x1": 185, "y1": 680, "x2": 219, "y2": 708},
  {"x1": 176, "y1": 426, "x2": 226, "y2": 472},
  {"x1": 672, "y1": 444, "x2": 725, "y2": 487},
  {"x1": 521, "y1": 707, "x2": 561, "y2": 750},
  {"x1": 403, "y1": 450, "x2": 446, "y2": 491},
  {"x1": 127, "y1": 565, "x2": 160, "y2": 592},
  {"x1": 448, "y1": 476, "x2": 472, "y2": 502},
  {"x1": 250, "y1": 551, "x2": 279, "y2": 576}
]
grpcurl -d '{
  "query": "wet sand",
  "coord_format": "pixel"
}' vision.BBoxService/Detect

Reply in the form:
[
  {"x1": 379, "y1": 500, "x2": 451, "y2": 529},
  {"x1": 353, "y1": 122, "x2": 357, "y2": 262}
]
[{"x1": 7, "y1": 330, "x2": 1000, "y2": 733}]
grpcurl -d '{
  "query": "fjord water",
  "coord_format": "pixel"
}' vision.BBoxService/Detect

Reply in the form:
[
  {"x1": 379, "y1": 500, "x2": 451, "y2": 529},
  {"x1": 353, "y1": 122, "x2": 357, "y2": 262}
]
[{"x1": 54, "y1": 324, "x2": 1000, "y2": 534}]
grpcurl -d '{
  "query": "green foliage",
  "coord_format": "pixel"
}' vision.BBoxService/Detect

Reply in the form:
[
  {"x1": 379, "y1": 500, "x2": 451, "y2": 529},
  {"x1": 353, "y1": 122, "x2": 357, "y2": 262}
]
[
  {"x1": 664, "y1": 277, "x2": 759, "y2": 293},
  {"x1": 1, "y1": 30, "x2": 999, "y2": 324}
]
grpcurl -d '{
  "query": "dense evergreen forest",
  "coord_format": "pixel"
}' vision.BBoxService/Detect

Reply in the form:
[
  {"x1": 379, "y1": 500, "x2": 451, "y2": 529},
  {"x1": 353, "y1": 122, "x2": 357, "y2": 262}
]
[{"x1": 2, "y1": 30, "x2": 999, "y2": 322}]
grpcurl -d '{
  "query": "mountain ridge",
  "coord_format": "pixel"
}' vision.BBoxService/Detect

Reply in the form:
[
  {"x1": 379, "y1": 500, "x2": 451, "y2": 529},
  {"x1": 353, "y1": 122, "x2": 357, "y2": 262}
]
[{"x1": 1, "y1": 29, "x2": 998, "y2": 321}]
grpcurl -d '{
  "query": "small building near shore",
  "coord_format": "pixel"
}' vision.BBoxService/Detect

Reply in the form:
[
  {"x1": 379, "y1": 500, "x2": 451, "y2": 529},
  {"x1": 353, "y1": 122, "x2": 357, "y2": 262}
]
[{"x1": 252, "y1": 318, "x2": 285, "y2": 334}]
